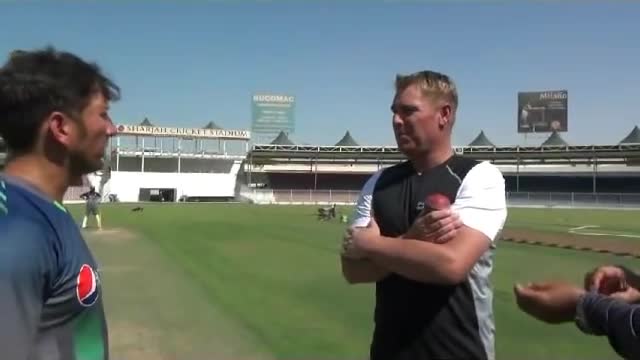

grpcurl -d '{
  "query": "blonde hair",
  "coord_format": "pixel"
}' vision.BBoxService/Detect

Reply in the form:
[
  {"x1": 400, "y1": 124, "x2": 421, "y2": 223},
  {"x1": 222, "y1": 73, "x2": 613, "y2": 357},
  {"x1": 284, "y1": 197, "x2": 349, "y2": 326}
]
[{"x1": 395, "y1": 70, "x2": 458, "y2": 113}]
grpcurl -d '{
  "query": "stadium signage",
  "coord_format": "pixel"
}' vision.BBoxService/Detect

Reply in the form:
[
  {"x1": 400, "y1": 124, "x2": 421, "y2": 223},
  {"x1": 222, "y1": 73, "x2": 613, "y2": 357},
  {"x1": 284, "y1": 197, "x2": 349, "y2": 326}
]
[
  {"x1": 116, "y1": 125, "x2": 251, "y2": 140},
  {"x1": 539, "y1": 91, "x2": 568, "y2": 100},
  {"x1": 517, "y1": 89, "x2": 568, "y2": 133},
  {"x1": 252, "y1": 94, "x2": 295, "y2": 103}
]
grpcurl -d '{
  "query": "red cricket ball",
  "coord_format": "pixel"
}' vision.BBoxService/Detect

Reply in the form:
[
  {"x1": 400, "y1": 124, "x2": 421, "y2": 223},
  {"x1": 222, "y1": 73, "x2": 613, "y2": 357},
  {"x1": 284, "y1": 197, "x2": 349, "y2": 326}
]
[
  {"x1": 426, "y1": 193, "x2": 451, "y2": 210},
  {"x1": 598, "y1": 276, "x2": 627, "y2": 295}
]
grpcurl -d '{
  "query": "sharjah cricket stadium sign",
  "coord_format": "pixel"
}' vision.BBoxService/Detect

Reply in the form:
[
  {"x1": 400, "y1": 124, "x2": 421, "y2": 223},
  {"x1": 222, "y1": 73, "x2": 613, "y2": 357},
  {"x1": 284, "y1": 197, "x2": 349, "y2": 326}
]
[{"x1": 116, "y1": 124, "x2": 251, "y2": 140}]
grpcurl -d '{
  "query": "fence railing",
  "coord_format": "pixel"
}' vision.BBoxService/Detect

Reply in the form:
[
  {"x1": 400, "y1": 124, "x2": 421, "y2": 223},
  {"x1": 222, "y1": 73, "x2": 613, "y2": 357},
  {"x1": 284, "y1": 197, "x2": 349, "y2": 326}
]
[
  {"x1": 241, "y1": 189, "x2": 640, "y2": 209},
  {"x1": 507, "y1": 192, "x2": 640, "y2": 208}
]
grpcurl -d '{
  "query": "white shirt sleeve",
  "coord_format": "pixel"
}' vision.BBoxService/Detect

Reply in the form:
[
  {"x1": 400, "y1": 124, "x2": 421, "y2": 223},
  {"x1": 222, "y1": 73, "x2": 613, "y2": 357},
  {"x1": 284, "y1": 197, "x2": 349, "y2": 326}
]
[
  {"x1": 451, "y1": 161, "x2": 507, "y2": 242},
  {"x1": 349, "y1": 170, "x2": 383, "y2": 228}
]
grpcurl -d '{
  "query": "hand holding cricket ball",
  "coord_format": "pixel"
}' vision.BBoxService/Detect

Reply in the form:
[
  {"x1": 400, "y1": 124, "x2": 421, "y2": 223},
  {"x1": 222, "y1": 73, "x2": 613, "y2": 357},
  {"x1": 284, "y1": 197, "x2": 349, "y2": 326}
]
[
  {"x1": 425, "y1": 193, "x2": 451, "y2": 211},
  {"x1": 405, "y1": 193, "x2": 462, "y2": 243},
  {"x1": 584, "y1": 265, "x2": 640, "y2": 303}
]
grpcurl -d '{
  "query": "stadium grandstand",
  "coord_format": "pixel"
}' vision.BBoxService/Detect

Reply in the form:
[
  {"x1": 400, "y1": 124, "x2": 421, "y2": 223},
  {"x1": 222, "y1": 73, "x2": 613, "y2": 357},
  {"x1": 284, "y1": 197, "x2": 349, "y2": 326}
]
[
  {"x1": 239, "y1": 126, "x2": 640, "y2": 208},
  {"x1": 104, "y1": 118, "x2": 249, "y2": 203},
  {"x1": 0, "y1": 117, "x2": 251, "y2": 204},
  {"x1": 3, "y1": 123, "x2": 640, "y2": 208}
]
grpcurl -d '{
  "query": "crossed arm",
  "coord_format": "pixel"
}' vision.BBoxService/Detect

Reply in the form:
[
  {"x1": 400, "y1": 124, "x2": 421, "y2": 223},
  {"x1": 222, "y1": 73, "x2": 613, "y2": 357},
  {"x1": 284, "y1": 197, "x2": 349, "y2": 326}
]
[
  {"x1": 342, "y1": 224, "x2": 493, "y2": 284},
  {"x1": 340, "y1": 162, "x2": 507, "y2": 285},
  {"x1": 341, "y1": 257, "x2": 388, "y2": 284},
  {"x1": 341, "y1": 208, "x2": 465, "y2": 283}
]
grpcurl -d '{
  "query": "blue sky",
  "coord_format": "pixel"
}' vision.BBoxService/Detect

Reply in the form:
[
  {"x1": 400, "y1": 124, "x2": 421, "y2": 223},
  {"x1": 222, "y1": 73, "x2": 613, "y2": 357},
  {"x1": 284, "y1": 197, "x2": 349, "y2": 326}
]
[{"x1": 1, "y1": 2, "x2": 639, "y2": 147}]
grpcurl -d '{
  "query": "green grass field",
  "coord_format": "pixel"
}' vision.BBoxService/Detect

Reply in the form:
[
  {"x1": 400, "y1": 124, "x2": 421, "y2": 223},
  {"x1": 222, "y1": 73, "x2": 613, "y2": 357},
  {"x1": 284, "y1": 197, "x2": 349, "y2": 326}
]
[{"x1": 68, "y1": 204, "x2": 640, "y2": 359}]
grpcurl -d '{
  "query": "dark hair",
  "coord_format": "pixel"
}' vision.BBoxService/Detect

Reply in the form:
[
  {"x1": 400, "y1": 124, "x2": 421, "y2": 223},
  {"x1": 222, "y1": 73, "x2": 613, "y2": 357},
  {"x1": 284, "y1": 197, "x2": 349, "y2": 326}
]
[{"x1": 0, "y1": 46, "x2": 120, "y2": 153}]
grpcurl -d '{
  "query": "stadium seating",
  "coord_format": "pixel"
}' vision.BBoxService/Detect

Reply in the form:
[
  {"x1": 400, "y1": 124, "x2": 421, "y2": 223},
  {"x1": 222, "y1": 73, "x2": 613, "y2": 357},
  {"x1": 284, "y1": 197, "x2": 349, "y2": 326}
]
[{"x1": 266, "y1": 173, "x2": 369, "y2": 190}]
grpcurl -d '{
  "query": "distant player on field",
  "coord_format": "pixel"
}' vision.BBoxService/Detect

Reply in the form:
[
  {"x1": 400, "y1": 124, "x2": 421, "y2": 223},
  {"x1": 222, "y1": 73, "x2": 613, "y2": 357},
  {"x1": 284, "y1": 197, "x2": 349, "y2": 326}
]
[
  {"x1": 0, "y1": 46, "x2": 119, "y2": 360},
  {"x1": 81, "y1": 185, "x2": 102, "y2": 230}
]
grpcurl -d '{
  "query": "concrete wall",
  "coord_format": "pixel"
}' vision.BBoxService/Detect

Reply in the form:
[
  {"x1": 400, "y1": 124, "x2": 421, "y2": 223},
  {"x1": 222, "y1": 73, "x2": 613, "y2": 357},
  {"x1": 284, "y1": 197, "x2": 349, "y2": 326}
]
[{"x1": 106, "y1": 159, "x2": 242, "y2": 202}]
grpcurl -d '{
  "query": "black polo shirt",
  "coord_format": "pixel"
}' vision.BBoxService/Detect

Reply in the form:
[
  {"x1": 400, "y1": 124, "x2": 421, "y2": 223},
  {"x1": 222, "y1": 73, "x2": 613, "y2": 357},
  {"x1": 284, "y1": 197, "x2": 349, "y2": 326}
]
[{"x1": 350, "y1": 155, "x2": 507, "y2": 360}]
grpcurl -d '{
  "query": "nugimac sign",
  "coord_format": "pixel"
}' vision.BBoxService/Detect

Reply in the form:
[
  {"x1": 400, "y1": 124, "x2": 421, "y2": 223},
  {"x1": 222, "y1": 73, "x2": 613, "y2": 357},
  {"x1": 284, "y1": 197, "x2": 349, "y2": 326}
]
[
  {"x1": 252, "y1": 94, "x2": 295, "y2": 103},
  {"x1": 116, "y1": 125, "x2": 251, "y2": 140}
]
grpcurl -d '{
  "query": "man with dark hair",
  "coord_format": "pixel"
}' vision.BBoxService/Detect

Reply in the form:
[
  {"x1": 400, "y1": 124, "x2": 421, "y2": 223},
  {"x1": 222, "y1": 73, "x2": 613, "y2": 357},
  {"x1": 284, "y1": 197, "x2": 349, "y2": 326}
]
[
  {"x1": 0, "y1": 46, "x2": 119, "y2": 360},
  {"x1": 342, "y1": 70, "x2": 507, "y2": 360}
]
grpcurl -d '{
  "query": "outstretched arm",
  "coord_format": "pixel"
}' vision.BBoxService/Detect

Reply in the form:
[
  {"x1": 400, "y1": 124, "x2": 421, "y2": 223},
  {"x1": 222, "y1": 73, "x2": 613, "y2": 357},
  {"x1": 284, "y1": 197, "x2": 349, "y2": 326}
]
[{"x1": 579, "y1": 293, "x2": 640, "y2": 359}]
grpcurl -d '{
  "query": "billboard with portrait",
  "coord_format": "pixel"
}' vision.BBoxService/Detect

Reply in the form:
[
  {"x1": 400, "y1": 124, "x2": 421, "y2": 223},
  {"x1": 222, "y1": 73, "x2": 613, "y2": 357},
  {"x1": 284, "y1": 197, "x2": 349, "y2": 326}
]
[{"x1": 518, "y1": 90, "x2": 568, "y2": 133}]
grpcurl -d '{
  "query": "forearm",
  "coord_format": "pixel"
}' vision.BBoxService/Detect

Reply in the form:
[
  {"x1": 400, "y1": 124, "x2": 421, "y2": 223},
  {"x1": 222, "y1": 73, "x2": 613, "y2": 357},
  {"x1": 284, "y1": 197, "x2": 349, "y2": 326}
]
[
  {"x1": 365, "y1": 236, "x2": 460, "y2": 284},
  {"x1": 341, "y1": 256, "x2": 389, "y2": 284},
  {"x1": 580, "y1": 293, "x2": 640, "y2": 359},
  {"x1": 340, "y1": 229, "x2": 433, "y2": 284}
]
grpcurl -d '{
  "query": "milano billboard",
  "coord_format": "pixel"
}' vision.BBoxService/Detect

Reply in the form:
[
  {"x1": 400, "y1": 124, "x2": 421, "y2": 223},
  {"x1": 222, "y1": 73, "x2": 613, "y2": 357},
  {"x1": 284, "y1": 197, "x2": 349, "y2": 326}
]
[{"x1": 517, "y1": 90, "x2": 568, "y2": 133}]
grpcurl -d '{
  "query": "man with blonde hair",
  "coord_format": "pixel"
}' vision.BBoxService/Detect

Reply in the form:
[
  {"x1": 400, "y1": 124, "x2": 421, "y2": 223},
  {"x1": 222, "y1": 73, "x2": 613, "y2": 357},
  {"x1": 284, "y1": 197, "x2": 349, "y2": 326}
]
[{"x1": 342, "y1": 70, "x2": 507, "y2": 360}]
